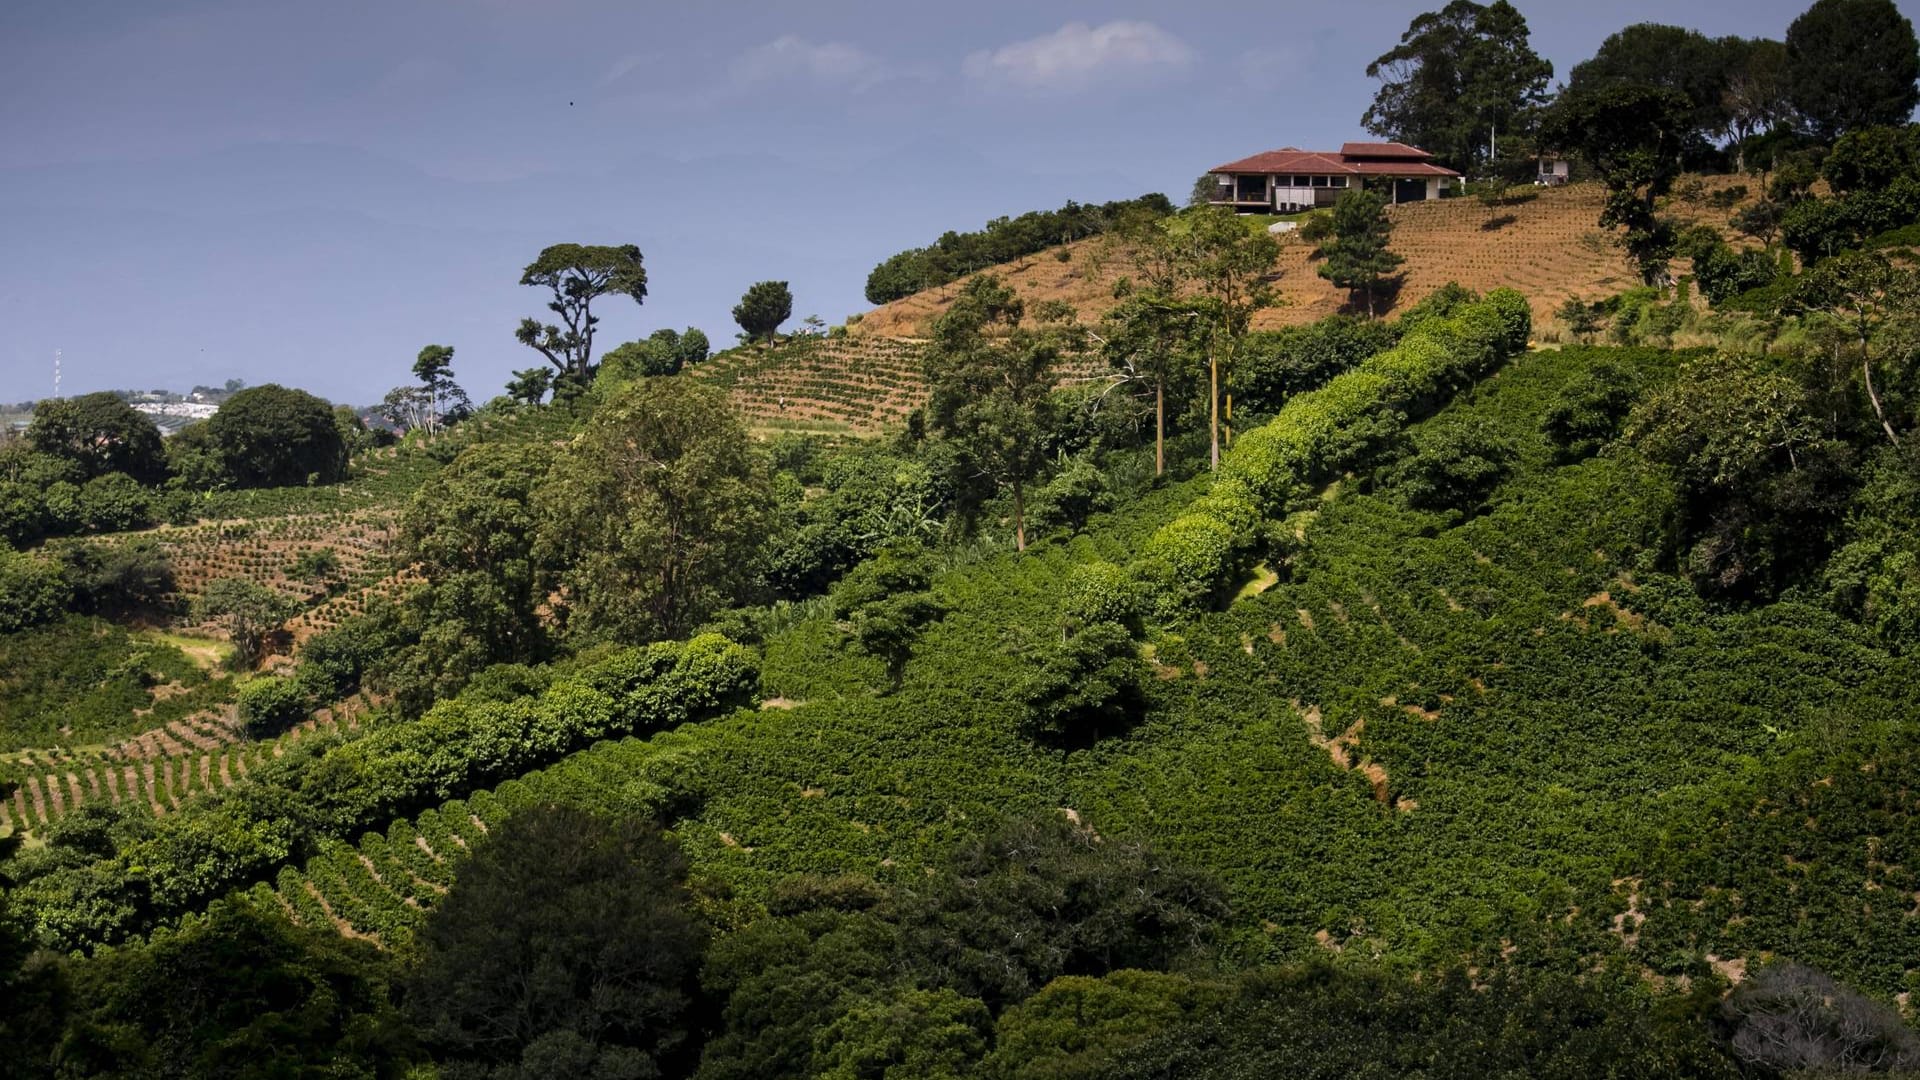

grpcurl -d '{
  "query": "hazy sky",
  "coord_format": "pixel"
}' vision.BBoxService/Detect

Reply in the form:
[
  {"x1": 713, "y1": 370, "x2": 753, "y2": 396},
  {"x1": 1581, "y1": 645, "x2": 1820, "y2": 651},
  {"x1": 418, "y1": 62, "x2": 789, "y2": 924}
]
[{"x1": 0, "y1": 0, "x2": 1881, "y2": 404}]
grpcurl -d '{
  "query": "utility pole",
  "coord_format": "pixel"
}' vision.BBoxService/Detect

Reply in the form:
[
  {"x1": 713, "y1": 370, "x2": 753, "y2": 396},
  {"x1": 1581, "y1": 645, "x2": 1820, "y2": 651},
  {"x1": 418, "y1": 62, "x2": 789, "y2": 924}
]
[{"x1": 53, "y1": 348, "x2": 61, "y2": 399}]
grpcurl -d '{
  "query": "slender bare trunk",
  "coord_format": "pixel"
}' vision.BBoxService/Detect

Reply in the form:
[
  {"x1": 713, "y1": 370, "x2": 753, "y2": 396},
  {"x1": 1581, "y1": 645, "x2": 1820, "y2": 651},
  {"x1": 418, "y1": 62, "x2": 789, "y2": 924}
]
[
  {"x1": 1013, "y1": 477, "x2": 1026, "y2": 552},
  {"x1": 1155, "y1": 379, "x2": 1165, "y2": 476},
  {"x1": 1863, "y1": 349, "x2": 1901, "y2": 446},
  {"x1": 1208, "y1": 350, "x2": 1220, "y2": 471}
]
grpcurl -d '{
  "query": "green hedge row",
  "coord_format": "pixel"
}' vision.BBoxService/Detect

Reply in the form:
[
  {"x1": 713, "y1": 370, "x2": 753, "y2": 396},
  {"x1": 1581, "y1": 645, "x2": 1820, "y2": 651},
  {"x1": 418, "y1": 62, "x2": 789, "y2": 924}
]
[
  {"x1": 22, "y1": 633, "x2": 758, "y2": 951},
  {"x1": 1124, "y1": 289, "x2": 1531, "y2": 614}
]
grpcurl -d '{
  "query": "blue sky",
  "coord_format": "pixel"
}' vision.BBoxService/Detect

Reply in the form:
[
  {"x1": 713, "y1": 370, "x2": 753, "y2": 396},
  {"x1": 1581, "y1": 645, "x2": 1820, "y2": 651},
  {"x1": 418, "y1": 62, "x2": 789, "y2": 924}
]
[{"x1": 0, "y1": 0, "x2": 1873, "y2": 404}]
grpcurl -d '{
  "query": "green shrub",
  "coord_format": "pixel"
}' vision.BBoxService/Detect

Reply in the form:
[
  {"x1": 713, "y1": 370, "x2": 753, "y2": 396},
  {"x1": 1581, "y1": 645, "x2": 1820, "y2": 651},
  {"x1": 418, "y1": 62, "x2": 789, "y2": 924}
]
[
  {"x1": 0, "y1": 546, "x2": 73, "y2": 633},
  {"x1": 238, "y1": 676, "x2": 309, "y2": 737},
  {"x1": 1386, "y1": 417, "x2": 1517, "y2": 514},
  {"x1": 1542, "y1": 360, "x2": 1643, "y2": 460}
]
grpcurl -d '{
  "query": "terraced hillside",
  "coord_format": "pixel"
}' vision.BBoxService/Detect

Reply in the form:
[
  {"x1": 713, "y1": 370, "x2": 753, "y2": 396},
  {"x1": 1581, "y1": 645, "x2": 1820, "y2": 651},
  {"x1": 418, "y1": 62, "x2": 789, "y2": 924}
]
[
  {"x1": 0, "y1": 700, "x2": 363, "y2": 836},
  {"x1": 690, "y1": 337, "x2": 931, "y2": 434},
  {"x1": 852, "y1": 178, "x2": 1761, "y2": 339},
  {"x1": 692, "y1": 334, "x2": 1110, "y2": 437},
  {"x1": 250, "y1": 342, "x2": 1920, "y2": 1006}
]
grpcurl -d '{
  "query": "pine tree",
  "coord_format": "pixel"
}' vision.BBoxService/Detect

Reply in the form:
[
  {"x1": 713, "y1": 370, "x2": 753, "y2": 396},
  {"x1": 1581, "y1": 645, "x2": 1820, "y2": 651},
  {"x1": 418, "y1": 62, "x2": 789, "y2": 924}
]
[{"x1": 1316, "y1": 190, "x2": 1406, "y2": 318}]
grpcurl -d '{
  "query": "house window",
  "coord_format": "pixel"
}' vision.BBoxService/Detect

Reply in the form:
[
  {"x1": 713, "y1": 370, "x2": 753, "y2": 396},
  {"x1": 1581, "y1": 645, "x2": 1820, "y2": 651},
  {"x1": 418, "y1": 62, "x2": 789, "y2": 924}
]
[
  {"x1": 1330, "y1": 176, "x2": 1349, "y2": 188},
  {"x1": 1290, "y1": 176, "x2": 1310, "y2": 187}
]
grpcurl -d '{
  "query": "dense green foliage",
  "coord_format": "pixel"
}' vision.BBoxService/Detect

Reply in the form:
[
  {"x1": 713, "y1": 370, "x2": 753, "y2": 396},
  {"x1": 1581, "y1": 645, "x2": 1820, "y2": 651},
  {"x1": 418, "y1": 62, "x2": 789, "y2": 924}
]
[
  {"x1": 204, "y1": 384, "x2": 349, "y2": 488},
  {"x1": 864, "y1": 195, "x2": 1174, "y2": 305},
  {"x1": 733, "y1": 281, "x2": 794, "y2": 344},
  {"x1": 25, "y1": 393, "x2": 167, "y2": 485},
  {"x1": 1359, "y1": 1, "x2": 1553, "y2": 175},
  {"x1": 52, "y1": 898, "x2": 414, "y2": 1079},
  {"x1": 0, "y1": 618, "x2": 213, "y2": 751},
  {"x1": 410, "y1": 806, "x2": 704, "y2": 1078},
  {"x1": 828, "y1": 545, "x2": 945, "y2": 691},
  {"x1": 601, "y1": 326, "x2": 712, "y2": 379},
  {"x1": 537, "y1": 378, "x2": 775, "y2": 643},
  {"x1": 1128, "y1": 287, "x2": 1530, "y2": 614},
  {"x1": 1237, "y1": 316, "x2": 1399, "y2": 418}
]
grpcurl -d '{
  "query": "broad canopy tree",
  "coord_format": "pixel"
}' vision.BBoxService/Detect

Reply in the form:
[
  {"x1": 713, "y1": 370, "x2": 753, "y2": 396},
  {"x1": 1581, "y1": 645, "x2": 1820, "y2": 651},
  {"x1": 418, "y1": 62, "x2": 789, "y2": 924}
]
[
  {"x1": 1785, "y1": 0, "x2": 1920, "y2": 141},
  {"x1": 204, "y1": 384, "x2": 349, "y2": 488},
  {"x1": 25, "y1": 392, "x2": 167, "y2": 485},
  {"x1": 1361, "y1": 0, "x2": 1553, "y2": 175},
  {"x1": 1565, "y1": 24, "x2": 1743, "y2": 153},
  {"x1": 1541, "y1": 84, "x2": 1695, "y2": 284},
  {"x1": 515, "y1": 243, "x2": 648, "y2": 393},
  {"x1": 733, "y1": 281, "x2": 794, "y2": 345},
  {"x1": 535, "y1": 376, "x2": 775, "y2": 643},
  {"x1": 409, "y1": 806, "x2": 705, "y2": 1079}
]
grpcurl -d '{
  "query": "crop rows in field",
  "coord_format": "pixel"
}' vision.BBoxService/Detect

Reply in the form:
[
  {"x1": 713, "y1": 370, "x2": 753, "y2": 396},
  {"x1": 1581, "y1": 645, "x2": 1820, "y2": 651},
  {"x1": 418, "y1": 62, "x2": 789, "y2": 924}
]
[
  {"x1": 166, "y1": 512, "x2": 397, "y2": 601},
  {"x1": 693, "y1": 337, "x2": 932, "y2": 433},
  {"x1": 282, "y1": 567, "x2": 422, "y2": 645},
  {"x1": 0, "y1": 703, "x2": 361, "y2": 837},
  {"x1": 267, "y1": 788, "x2": 504, "y2": 944},
  {"x1": 695, "y1": 336, "x2": 1113, "y2": 436},
  {"x1": 266, "y1": 733, "x2": 696, "y2": 945}
]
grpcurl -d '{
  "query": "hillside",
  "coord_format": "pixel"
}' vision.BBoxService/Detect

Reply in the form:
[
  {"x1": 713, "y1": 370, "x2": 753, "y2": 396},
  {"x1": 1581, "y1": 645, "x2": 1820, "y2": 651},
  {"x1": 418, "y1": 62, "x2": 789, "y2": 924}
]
[
  {"x1": 852, "y1": 179, "x2": 1759, "y2": 339},
  {"x1": 255, "y1": 343, "x2": 1920, "y2": 1009}
]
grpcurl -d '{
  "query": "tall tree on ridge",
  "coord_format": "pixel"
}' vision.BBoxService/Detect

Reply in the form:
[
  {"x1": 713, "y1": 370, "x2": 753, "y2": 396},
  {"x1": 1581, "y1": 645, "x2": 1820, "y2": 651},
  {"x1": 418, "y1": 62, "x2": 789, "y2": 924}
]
[
  {"x1": 514, "y1": 243, "x2": 648, "y2": 393},
  {"x1": 1786, "y1": 0, "x2": 1920, "y2": 141},
  {"x1": 411, "y1": 344, "x2": 468, "y2": 437},
  {"x1": 733, "y1": 281, "x2": 794, "y2": 345},
  {"x1": 1361, "y1": 0, "x2": 1553, "y2": 174},
  {"x1": 1542, "y1": 85, "x2": 1695, "y2": 285},
  {"x1": 1565, "y1": 24, "x2": 1736, "y2": 151}
]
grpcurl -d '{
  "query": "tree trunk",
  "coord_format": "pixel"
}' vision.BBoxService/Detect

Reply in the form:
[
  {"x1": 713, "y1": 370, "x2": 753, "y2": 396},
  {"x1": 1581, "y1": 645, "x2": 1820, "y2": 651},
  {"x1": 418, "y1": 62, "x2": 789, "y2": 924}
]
[
  {"x1": 1863, "y1": 349, "x2": 1901, "y2": 446},
  {"x1": 1208, "y1": 350, "x2": 1220, "y2": 471},
  {"x1": 1155, "y1": 379, "x2": 1165, "y2": 476},
  {"x1": 1012, "y1": 476, "x2": 1027, "y2": 552}
]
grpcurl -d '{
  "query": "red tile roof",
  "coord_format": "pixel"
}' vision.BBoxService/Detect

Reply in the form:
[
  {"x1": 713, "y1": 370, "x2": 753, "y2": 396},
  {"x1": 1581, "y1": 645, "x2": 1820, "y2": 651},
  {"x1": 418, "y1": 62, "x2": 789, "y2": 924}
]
[
  {"x1": 1211, "y1": 142, "x2": 1460, "y2": 178},
  {"x1": 1339, "y1": 141, "x2": 1434, "y2": 159}
]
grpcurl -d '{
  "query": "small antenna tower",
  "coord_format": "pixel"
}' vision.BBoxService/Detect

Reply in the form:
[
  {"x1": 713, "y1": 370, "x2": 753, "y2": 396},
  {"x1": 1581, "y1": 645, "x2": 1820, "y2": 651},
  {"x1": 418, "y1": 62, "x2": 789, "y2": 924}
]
[{"x1": 53, "y1": 349, "x2": 61, "y2": 399}]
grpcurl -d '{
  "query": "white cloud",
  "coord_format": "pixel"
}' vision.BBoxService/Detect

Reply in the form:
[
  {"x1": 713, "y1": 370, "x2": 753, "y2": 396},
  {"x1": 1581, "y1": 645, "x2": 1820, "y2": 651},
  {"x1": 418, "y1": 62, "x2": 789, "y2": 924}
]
[
  {"x1": 602, "y1": 35, "x2": 903, "y2": 109},
  {"x1": 963, "y1": 20, "x2": 1194, "y2": 93},
  {"x1": 729, "y1": 35, "x2": 886, "y2": 91}
]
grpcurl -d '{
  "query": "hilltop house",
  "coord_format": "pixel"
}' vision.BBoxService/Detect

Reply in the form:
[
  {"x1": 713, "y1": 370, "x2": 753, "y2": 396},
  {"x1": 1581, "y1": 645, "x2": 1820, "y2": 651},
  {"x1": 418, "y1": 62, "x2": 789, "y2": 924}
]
[{"x1": 1207, "y1": 142, "x2": 1461, "y2": 212}]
